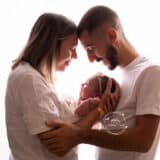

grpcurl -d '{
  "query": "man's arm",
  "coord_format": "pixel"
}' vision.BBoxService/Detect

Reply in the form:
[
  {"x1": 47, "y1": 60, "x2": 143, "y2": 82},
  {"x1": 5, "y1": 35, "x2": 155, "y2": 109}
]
[
  {"x1": 79, "y1": 114, "x2": 159, "y2": 152},
  {"x1": 39, "y1": 114, "x2": 159, "y2": 157}
]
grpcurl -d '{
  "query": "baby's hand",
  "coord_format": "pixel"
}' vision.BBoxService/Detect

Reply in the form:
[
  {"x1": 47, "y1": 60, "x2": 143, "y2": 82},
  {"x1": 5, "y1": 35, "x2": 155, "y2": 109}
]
[{"x1": 75, "y1": 97, "x2": 100, "y2": 117}]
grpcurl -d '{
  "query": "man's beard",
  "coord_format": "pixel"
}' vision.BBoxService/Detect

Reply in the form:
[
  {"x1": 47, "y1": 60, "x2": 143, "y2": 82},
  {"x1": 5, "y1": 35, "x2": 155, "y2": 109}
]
[{"x1": 105, "y1": 45, "x2": 119, "y2": 70}]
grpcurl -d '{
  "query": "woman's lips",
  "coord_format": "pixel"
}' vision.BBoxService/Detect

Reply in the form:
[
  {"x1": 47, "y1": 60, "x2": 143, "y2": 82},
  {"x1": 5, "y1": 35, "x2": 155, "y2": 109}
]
[{"x1": 65, "y1": 60, "x2": 71, "y2": 66}]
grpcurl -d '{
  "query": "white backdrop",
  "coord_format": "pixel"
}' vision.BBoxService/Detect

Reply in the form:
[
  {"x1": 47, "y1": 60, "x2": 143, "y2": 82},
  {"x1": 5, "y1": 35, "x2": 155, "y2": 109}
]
[{"x1": 1, "y1": 0, "x2": 160, "y2": 159}]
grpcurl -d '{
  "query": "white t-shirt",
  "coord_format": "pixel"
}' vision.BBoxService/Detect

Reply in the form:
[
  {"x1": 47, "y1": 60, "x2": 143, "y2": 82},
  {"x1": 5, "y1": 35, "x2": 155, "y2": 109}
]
[
  {"x1": 96, "y1": 56, "x2": 160, "y2": 160},
  {"x1": 5, "y1": 62, "x2": 78, "y2": 160}
]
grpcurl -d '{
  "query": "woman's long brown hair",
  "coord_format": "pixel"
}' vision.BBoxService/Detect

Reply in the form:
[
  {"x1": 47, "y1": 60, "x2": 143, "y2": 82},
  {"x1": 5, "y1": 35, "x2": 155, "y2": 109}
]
[{"x1": 12, "y1": 13, "x2": 76, "y2": 81}]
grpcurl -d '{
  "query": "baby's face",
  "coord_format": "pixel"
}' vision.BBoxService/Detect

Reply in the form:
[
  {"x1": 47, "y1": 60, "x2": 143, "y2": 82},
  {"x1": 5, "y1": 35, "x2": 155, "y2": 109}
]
[
  {"x1": 80, "y1": 78, "x2": 101, "y2": 100},
  {"x1": 79, "y1": 75, "x2": 118, "y2": 105}
]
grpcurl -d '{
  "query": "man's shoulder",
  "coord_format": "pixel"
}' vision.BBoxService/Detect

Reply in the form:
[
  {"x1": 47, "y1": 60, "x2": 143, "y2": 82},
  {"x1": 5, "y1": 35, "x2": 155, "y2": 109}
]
[
  {"x1": 140, "y1": 64, "x2": 160, "y2": 76},
  {"x1": 135, "y1": 64, "x2": 160, "y2": 87}
]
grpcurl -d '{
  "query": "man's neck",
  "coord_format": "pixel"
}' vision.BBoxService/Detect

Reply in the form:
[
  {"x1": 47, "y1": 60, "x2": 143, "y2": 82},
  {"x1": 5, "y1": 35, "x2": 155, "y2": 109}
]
[{"x1": 118, "y1": 39, "x2": 139, "y2": 68}]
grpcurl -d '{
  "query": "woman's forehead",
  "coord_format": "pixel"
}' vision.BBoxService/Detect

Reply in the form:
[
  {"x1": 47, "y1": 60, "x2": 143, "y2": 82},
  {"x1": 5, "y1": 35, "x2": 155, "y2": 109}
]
[{"x1": 61, "y1": 33, "x2": 78, "y2": 45}]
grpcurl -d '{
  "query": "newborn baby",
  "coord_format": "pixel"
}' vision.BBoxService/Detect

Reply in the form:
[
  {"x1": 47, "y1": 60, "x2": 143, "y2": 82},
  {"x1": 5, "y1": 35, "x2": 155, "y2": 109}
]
[{"x1": 75, "y1": 73, "x2": 119, "y2": 117}]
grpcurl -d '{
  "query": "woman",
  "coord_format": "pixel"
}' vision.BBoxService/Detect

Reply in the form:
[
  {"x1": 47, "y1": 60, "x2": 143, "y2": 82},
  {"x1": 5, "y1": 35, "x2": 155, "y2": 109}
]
[{"x1": 5, "y1": 13, "x2": 119, "y2": 160}]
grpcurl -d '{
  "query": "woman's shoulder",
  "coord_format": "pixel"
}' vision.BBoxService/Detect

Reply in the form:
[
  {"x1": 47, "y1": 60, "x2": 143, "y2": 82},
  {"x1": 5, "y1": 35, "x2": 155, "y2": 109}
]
[{"x1": 8, "y1": 62, "x2": 45, "y2": 86}]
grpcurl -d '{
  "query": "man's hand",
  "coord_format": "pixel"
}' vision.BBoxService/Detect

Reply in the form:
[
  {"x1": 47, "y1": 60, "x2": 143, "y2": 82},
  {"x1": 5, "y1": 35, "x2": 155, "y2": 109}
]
[
  {"x1": 104, "y1": 78, "x2": 120, "y2": 112},
  {"x1": 39, "y1": 121, "x2": 81, "y2": 157}
]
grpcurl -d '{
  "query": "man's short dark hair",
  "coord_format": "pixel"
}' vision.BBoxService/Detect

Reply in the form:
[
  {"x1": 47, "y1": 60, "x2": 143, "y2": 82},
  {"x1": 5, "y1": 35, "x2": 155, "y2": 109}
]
[{"x1": 77, "y1": 5, "x2": 121, "y2": 37}]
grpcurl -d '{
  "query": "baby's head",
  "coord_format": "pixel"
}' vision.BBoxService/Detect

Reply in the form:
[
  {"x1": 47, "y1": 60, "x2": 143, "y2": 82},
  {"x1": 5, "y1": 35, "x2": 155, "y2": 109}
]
[{"x1": 79, "y1": 73, "x2": 116, "y2": 101}]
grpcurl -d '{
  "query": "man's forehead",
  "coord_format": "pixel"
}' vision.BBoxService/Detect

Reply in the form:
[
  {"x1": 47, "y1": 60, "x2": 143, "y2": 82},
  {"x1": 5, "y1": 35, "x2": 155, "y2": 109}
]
[{"x1": 79, "y1": 30, "x2": 92, "y2": 46}]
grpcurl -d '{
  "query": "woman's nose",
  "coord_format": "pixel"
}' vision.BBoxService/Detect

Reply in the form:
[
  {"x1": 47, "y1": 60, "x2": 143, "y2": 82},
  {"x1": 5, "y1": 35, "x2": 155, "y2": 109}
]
[{"x1": 71, "y1": 51, "x2": 78, "y2": 59}]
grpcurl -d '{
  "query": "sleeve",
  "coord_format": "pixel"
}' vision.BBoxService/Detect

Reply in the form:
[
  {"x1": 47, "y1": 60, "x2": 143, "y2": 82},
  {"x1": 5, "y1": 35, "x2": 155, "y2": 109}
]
[
  {"x1": 18, "y1": 74, "x2": 61, "y2": 135},
  {"x1": 59, "y1": 95, "x2": 79, "y2": 122},
  {"x1": 136, "y1": 66, "x2": 160, "y2": 116}
]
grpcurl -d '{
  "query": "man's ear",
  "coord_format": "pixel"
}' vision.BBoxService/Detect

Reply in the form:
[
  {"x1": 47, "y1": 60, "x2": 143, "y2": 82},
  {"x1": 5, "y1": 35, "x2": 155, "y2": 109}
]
[{"x1": 106, "y1": 27, "x2": 117, "y2": 44}]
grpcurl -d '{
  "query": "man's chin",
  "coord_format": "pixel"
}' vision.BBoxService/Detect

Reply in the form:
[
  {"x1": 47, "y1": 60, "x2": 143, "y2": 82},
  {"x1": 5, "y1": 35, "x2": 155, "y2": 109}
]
[{"x1": 109, "y1": 64, "x2": 117, "y2": 70}]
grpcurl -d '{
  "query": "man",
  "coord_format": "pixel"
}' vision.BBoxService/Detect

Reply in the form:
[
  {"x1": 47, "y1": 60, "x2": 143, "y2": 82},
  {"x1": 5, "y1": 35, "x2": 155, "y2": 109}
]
[{"x1": 39, "y1": 6, "x2": 160, "y2": 160}]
